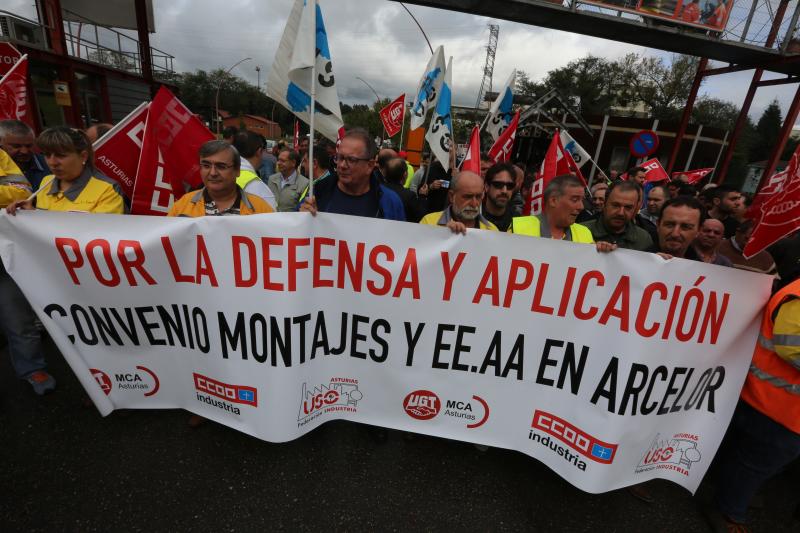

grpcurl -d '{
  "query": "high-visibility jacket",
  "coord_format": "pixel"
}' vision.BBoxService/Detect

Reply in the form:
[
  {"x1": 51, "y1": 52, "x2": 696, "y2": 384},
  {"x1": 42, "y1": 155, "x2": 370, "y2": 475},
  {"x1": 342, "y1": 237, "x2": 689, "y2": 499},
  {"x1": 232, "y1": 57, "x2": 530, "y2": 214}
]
[
  {"x1": 741, "y1": 278, "x2": 800, "y2": 434},
  {"x1": 510, "y1": 215, "x2": 594, "y2": 244},
  {"x1": 236, "y1": 169, "x2": 260, "y2": 190}
]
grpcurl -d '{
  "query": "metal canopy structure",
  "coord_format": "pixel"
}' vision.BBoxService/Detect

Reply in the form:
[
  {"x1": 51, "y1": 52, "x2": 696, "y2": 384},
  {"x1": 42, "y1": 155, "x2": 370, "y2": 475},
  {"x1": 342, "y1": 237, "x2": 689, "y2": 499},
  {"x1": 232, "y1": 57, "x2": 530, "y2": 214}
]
[{"x1": 396, "y1": 0, "x2": 800, "y2": 76}]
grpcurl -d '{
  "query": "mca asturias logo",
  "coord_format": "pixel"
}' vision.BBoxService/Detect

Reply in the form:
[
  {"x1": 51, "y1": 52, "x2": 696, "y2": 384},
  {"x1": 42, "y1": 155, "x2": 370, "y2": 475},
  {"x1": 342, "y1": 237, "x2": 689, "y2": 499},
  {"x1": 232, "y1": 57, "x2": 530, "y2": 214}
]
[
  {"x1": 528, "y1": 410, "x2": 618, "y2": 471},
  {"x1": 90, "y1": 366, "x2": 160, "y2": 397},
  {"x1": 193, "y1": 373, "x2": 257, "y2": 416},
  {"x1": 402, "y1": 390, "x2": 489, "y2": 428}
]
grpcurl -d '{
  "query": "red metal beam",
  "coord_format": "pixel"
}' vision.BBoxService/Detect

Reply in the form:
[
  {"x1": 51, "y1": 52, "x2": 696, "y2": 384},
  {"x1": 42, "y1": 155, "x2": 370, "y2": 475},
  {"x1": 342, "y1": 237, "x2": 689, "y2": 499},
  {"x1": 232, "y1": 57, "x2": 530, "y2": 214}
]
[
  {"x1": 716, "y1": 69, "x2": 762, "y2": 184},
  {"x1": 134, "y1": 0, "x2": 153, "y2": 83},
  {"x1": 756, "y1": 77, "x2": 800, "y2": 87},
  {"x1": 715, "y1": 0, "x2": 790, "y2": 184},
  {"x1": 759, "y1": 83, "x2": 800, "y2": 190},
  {"x1": 667, "y1": 57, "x2": 708, "y2": 174}
]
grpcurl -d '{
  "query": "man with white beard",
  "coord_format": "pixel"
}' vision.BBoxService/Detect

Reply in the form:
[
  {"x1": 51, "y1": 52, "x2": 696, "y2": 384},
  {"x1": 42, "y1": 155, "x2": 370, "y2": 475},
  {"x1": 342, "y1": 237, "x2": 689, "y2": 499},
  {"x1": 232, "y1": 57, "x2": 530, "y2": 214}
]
[{"x1": 420, "y1": 171, "x2": 498, "y2": 233}]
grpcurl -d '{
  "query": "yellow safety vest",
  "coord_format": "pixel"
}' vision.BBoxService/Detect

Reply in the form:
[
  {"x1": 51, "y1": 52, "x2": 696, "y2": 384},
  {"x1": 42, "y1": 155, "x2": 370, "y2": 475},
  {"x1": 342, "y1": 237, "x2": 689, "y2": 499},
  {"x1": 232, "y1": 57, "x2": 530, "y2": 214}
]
[
  {"x1": 510, "y1": 216, "x2": 594, "y2": 243},
  {"x1": 236, "y1": 169, "x2": 260, "y2": 190}
]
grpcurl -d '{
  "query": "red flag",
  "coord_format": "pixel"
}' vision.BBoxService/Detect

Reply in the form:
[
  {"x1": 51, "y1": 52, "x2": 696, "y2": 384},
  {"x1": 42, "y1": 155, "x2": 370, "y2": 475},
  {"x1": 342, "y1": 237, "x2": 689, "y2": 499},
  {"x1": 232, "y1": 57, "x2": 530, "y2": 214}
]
[
  {"x1": 671, "y1": 168, "x2": 713, "y2": 185},
  {"x1": 747, "y1": 167, "x2": 790, "y2": 219},
  {"x1": 487, "y1": 111, "x2": 519, "y2": 163},
  {"x1": 93, "y1": 102, "x2": 149, "y2": 199},
  {"x1": 527, "y1": 130, "x2": 586, "y2": 215},
  {"x1": 0, "y1": 54, "x2": 31, "y2": 126},
  {"x1": 744, "y1": 145, "x2": 800, "y2": 257},
  {"x1": 379, "y1": 94, "x2": 405, "y2": 138},
  {"x1": 131, "y1": 87, "x2": 214, "y2": 215},
  {"x1": 640, "y1": 158, "x2": 670, "y2": 183},
  {"x1": 461, "y1": 126, "x2": 481, "y2": 174},
  {"x1": 293, "y1": 120, "x2": 300, "y2": 149}
]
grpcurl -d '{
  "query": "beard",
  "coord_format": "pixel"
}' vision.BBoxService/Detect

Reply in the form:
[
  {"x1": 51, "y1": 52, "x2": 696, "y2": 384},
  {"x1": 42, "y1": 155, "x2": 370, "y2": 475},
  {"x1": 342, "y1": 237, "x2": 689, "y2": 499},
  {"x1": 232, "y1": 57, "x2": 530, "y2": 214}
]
[{"x1": 452, "y1": 204, "x2": 480, "y2": 221}]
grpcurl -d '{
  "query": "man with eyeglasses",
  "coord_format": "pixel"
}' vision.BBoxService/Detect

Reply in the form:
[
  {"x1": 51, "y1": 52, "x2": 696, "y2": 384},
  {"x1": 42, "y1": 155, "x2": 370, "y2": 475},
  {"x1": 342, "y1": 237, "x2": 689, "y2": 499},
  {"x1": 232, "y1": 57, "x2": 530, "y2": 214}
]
[
  {"x1": 482, "y1": 162, "x2": 517, "y2": 232},
  {"x1": 168, "y1": 140, "x2": 274, "y2": 217},
  {"x1": 420, "y1": 170, "x2": 497, "y2": 233},
  {"x1": 268, "y1": 148, "x2": 309, "y2": 212},
  {"x1": 298, "y1": 128, "x2": 405, "y2": 221}
]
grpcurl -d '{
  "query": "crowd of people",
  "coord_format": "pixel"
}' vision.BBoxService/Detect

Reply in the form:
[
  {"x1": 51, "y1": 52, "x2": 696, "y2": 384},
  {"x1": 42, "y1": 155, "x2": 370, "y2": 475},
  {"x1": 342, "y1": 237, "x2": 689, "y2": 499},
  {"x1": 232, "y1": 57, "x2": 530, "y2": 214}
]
[{"x1": 0, "y1": 118, "x2": 798, "y2": 532}]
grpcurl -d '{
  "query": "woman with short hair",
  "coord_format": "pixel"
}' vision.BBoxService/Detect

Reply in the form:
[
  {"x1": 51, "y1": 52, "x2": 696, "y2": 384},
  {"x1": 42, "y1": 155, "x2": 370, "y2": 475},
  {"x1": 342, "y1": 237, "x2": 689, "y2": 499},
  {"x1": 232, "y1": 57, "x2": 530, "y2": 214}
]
[{"x1": 6, "y1": 126, "x2": 125, "y2": 215}]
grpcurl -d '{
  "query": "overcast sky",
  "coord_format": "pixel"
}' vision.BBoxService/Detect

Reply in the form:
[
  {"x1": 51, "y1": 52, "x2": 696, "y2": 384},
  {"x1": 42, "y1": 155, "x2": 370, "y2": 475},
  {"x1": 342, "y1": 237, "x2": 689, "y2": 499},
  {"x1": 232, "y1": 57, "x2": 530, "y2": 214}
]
[{"x1": 8, "y1": 0, "x2": 799, "y2": 123}]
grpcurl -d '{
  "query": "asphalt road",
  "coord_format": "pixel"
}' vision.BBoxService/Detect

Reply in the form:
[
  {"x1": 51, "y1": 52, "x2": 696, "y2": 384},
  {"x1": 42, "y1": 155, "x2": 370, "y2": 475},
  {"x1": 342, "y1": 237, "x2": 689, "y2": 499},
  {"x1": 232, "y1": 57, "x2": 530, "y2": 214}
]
[{"x1": 1, "y1": 338, "x2": 798, "y2": 532}]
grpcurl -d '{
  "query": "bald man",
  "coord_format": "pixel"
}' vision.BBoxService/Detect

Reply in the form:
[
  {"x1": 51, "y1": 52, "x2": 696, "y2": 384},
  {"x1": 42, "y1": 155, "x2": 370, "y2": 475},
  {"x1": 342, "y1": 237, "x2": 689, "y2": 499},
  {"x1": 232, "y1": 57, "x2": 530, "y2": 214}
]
[
  {"x1": 693, "y1": 218, "x2": 733, "y2": 267},
  {"x1": 420, "y1": 171, "x2": 498, "y2": 233}
]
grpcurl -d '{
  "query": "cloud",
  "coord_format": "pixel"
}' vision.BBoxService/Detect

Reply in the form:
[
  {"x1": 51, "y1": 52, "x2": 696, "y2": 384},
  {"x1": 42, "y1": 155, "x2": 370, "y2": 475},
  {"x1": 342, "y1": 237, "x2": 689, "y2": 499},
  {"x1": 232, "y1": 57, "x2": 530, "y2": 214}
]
[{"x1": 3, "y1": 0, "x2": 797, "y2": 125}]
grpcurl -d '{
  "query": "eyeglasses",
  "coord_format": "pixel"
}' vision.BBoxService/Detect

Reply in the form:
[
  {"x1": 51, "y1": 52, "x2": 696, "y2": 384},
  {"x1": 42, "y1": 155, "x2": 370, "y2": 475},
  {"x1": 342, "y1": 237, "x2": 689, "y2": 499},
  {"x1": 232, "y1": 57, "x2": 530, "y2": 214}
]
[
  {"x1": 336, "y1": 153, "x2": 372, "y2": 166},
  {"x1": 200, "y1": 161, "x2": 235, "y2": 172},
  {"x1": 489, "y1": 181, "x2": 515, "y2": 190}
]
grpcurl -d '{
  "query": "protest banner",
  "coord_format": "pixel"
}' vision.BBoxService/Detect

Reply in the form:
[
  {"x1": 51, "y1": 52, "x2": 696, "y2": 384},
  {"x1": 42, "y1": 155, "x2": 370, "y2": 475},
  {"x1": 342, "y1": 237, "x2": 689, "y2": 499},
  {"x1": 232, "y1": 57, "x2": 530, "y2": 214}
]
[
  {"x1": 672, "y1": 168, "x2": 713, "y2": 185},
  {"x1": 93, "y1": 102, "x2": 149, "y2": 199},
  {"x1": 0, "y1": 211, "x2": 772, "y2": 494}
]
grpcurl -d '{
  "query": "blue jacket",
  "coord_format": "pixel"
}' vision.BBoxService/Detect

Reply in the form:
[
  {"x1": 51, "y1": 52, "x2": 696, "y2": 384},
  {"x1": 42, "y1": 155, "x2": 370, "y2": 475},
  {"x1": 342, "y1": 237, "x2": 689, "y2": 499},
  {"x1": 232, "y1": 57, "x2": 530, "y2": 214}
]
[{"x1": 298, "y1": 172, "x2": 406, "y2": 221}]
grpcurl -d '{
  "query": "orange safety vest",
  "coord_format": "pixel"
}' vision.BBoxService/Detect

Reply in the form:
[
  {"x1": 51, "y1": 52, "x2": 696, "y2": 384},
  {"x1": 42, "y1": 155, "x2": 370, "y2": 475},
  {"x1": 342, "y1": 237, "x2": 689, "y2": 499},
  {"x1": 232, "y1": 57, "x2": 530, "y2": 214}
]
[{"x1": 740, "y1": 278, "x2": 800, "y2": 434}]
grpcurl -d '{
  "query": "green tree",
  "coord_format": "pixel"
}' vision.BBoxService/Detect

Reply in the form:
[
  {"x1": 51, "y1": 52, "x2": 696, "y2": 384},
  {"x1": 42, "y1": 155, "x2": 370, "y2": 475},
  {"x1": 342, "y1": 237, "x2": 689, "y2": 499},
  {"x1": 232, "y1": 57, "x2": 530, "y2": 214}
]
[{"x1": 752, "y1": 99, "x2": 783, "y2": 161}]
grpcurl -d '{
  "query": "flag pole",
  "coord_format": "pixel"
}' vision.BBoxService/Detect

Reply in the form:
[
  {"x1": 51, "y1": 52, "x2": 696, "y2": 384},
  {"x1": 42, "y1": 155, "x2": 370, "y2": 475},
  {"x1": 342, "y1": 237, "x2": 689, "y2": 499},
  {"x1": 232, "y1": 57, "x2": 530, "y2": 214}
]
[
  {"x1": 399, "y1": 100, "x2": 406, "y2": 150},
  {"x1": 308, "y1": 1, "x2": 317, "y2": 199}
]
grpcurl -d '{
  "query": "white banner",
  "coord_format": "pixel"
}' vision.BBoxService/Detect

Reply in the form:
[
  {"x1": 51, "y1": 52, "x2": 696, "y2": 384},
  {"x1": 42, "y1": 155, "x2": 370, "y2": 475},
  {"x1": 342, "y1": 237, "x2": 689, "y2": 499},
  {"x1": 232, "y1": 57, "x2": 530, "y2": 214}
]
[{"x1": 0, "y1": 211, "x2": 772, "y2": 494}]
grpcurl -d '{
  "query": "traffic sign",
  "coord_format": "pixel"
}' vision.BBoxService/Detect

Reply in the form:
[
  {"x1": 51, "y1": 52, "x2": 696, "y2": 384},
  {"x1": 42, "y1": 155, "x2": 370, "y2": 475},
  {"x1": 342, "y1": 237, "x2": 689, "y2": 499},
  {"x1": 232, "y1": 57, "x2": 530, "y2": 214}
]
[
  {"x1": 629, "y1": 130, "x2": 660, "y2": 158},
  {"x1": 0, "y1": 42, "x2": 22, "y2": 78}
]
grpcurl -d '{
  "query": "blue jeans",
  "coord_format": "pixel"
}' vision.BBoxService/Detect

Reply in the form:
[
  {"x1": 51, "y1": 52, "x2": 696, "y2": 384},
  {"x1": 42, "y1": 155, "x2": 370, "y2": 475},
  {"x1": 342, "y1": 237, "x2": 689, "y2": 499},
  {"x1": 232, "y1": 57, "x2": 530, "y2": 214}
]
[
  {"x1": 715, "y1": 401, "x2": 800, "y2": 523},
  {"x1": 0, "y1": 260, "x2": 47, "y2": 378}
]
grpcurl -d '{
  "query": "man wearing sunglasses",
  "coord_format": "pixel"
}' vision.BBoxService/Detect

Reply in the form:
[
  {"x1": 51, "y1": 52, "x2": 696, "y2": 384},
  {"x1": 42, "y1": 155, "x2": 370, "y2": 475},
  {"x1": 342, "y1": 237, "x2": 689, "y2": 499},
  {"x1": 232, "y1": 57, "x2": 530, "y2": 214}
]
[
  {"x1": 482, "y1": 162, "x2": 517, "y2": 232},
  {"x1": 298, "y1": 128, "x2": 405, "y2": 221}
]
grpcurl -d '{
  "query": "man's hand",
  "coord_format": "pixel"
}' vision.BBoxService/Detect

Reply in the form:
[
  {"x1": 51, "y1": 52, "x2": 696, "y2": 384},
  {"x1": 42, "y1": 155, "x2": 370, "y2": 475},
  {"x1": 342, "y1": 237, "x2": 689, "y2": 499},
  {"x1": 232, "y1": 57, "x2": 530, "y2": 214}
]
[
  {"x1": 6, "y1": 199, "x2": 33, "y2": 216},
  {"x1": 445, "y1": 220, "x2": 468, "y2": 235},
  {"x1": 655, "y1": 252, "x2": 674, "y2": 260},
  {"x1": 595, "y1": 241, "x2": 617, "y2": 253},
  {"x1": 299, "y1": 196, "x2": 317, "y2": 216},
  {"x1": 418, "y1": 183, "x2": 429, "y2": 197},
  {"x1": 429, "y1": 180, "x2": 444, "y2": 190}
]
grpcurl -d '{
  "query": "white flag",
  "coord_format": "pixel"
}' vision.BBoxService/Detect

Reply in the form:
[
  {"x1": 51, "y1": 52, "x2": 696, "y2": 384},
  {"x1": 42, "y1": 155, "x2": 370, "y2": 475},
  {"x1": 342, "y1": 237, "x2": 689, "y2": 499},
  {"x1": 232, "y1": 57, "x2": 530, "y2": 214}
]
[
  {"x1": 559, "y1": 130, "x2": 591, "y2": 169},
  {"x1": 485, "y1": 69, "x2": 516, "y2": 141},
  {"x1": 267, "y1": 0, "x2": 344, "y2": 141},
  {"x1": 425, "y1": 57, "x2": 453, "y2": 171},
  {"x1": 409, "y1": 46, "x2": 446, "y2": 131}
]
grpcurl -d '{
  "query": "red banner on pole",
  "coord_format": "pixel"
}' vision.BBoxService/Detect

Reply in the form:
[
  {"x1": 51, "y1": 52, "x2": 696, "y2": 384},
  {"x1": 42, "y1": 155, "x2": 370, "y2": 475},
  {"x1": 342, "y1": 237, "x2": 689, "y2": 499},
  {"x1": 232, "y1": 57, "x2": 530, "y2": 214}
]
[
  {"x1": 744, "y1": 147, "x2": 800, "y2": 258},
  {"x1": 527, "y1": 130, "x2": 586, "y2": 215},
  {"x1": 0, "y1": 55, "x2": 31, "y2": 126},
  {"x1": 461, "y1": 126, "x2": 481, "y2": 174},
  {"x1": 379, "y1": 94, "x2": 406, "y2": 138},
  {"x1": 640, "y1": 158, "x2": 670, "y2": 183},
  {"x1": 93, "y1": 102, "x2": 149, "y2": 199},
  {"x1": 671, "y1": 168, "x2": 714, "y2": 184},
  {"x1": 487, "y1": 111, "x2": 519, "y2": 163},
  {"x1": 130, "y1": 87, "x2": 214, "y2": 215}
]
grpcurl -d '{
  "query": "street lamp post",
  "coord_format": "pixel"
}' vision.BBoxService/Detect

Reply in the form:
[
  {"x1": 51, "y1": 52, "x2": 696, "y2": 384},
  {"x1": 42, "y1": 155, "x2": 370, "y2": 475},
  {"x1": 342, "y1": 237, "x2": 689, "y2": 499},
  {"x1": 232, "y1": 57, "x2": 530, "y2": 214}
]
[
  {"x1": 356, "y1": 76, "x2": 386, "y2": 142},
  {"x1": 215, "y1": 57, "x2": 252, "y2": 135},
  {"x1": 255, "y1": 65, "x2": 261, "y2": 92}
]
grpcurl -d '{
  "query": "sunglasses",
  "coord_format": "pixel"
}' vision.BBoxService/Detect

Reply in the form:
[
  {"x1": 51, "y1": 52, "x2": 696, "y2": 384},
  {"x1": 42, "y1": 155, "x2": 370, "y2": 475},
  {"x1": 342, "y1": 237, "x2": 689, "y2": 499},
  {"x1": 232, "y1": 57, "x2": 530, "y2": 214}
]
[{"x1": 489, "y1": 181, "x2": 515, "y2": 190}]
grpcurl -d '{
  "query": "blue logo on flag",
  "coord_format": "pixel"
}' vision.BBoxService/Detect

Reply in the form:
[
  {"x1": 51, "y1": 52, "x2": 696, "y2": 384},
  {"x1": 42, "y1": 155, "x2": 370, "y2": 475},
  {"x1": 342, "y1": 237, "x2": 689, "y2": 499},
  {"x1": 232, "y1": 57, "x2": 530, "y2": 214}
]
[
  {"x1": 238, "y1": 389, "x2": 255, "y2": 403},
  {"x1": 591, "y1": 443, "x2": 613, "y2": 461}
]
